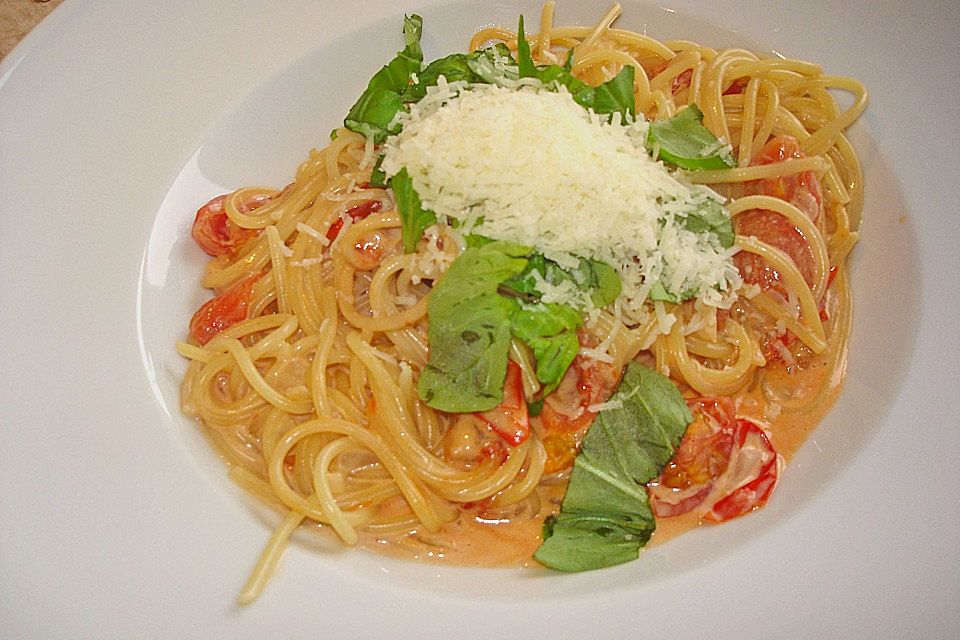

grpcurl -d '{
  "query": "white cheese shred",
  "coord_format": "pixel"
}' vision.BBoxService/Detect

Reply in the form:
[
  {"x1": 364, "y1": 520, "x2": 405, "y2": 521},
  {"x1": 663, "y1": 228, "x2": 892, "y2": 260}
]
[{"x1": 380, "y1": 83, "x2": 739, "y2": 315}]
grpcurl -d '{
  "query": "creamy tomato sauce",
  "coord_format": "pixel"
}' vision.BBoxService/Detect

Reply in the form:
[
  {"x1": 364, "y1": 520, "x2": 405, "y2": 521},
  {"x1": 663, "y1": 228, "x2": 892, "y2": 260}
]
[{"x1": 358, "y1": 348, "x2": 845, "y2": 566}]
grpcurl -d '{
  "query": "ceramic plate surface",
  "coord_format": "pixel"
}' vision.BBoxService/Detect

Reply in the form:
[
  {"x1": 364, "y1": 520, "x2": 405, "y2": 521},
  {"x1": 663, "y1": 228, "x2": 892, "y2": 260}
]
[{"x1": 2, "y1": 1, "x2": 958, "y2": 637}]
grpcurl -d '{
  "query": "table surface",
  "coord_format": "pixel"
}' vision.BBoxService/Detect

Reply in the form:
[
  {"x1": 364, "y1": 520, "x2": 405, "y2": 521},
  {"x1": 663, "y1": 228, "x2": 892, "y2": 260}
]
[{"x1": 1, "y1": 0, "x2": 63, "y2": 61}]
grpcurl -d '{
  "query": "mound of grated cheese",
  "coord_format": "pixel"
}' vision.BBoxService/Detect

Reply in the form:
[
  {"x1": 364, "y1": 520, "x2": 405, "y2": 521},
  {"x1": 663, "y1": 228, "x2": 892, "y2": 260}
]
[{"x1": 379, "y1": 82, "x2": 740, "y2": 318}]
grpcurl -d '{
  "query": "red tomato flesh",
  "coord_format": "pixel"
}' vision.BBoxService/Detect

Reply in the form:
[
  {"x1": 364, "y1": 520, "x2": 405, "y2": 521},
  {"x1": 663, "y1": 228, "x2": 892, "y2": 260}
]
[
  {"x1": 734, "y1": 209, "x2": 817, "y2": 291},
  {"x1": 188, "y1": 272, "x2": 262, "y2": 346},
  {"x1": 649, "y1": 399, "x2": 782, "y2": 522},
  {"x1": 475, "y1": 360, "x2": 530, "y2": 446},
  {"x1": 649, "y1": 397, "x2": 736, "y2": 518},
  {"x1": 325, "y1": 199, "x2": 383, "y2": 241},
  {"x1": 706, "y1": 420, "x2": 780, "y2": 522},
  {"x1": 743, "y1": 135, "x2": 822, "y2": 221},
  {"x1": 191, "y1": 193, "x2": 273, "y2": 257}
]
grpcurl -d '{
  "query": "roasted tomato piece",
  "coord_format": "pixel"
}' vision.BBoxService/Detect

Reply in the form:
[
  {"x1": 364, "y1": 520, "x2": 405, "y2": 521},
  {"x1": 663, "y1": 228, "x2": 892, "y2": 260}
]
[
  {"x1": 648, "y1": 60, "x2": 692, "y2": 95},
  {"x1": 325, "y1": 199, "x2": 383, "y2": 241},
  {"x1": 743, "y1": 135, "x2": 822, "y2": 221},
  {"x1": 723, "y1": 76, "x2": 748, "y2": 95},
  {"x1": 650, "y1": 402, "x2": 782, "y2": 521},
  {"x1": 191, "y1": 192, "x2": 273, "y2": 257},
  {"x1": 541, "y1": 432, "x2": 578, "y2": 475},
  {"x1": 475, "y1": 360, "x2": 530, "y2": 446},
  {"x1": 734, "y1": 209, "x2": 817, "y2": 291},
  {"x1": 735, "y1": 135, "x2": 822, "y2": 293},
  {"x1": 188, "y1": 272, "x2": 262, "y2": 346},
  {"x1": 648, "y1": 397, "x2": 736, "y2": 518},
  {"x1": 706, "y1": 419, "x2": 781, "y2": 522},
  {"x1": 540, "y1": 356, "x2": 620, "y2": 434}
]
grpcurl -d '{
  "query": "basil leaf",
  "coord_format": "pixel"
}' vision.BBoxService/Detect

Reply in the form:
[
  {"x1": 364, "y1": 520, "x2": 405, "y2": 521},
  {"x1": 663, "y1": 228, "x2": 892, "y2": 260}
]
[
  {"x1": 402, "y1": 43, "x2": 517, "y2": 102},
  {"x1": 527, "y1": 398, "x2": 545, "y2": 417},
  {"x1": 344, "y1": 14, "x2": 424, "y2": 143},
  {"x1": 682, "y1": 197, "x2": 734, "y2": 248},
  {"x1": 536, "y1": 60, "x2": 635, "y2": 119},
  {"x1": 515, "y1": 15, "x2": 537, "y2": 78},
  {"x1": 647, "y1": 104, "x2": 735, "y2": 170},
  {"x1": 369, "y1": 154, "x2": 388, "y2": 188},
  {"x1": 571, "y1": 259, "x2": 622, "y2": 307},
  {"x1": 515, "y1": 13, "x2": 635, "y2": 118},
  {"x1": 401, "y1": 52, "x2": 475, "y2": 102},
  {"x1": 417, "y1": 242, "x2": 530, "y2": 412},
  {"x1": 510, "y1": 303, "x2": 583, "y2": 394},
  {"x1": 466, "y1": 43, "x2": 519, "y2": 84},
  {"x1": 648, "y1": 280, "x2": 702, "y2": 303},
  {"x1": 534, "y1": 363, "x2": 692, "y2": 572},
  {"x1": 538, "y1": 63, "x2": 592, "y2": 96},
  {"x1": 465, "y1": 234, "x2": 495, "y2": 249},
  {"x1": 589, "y1": 65, "x2": 636, "y2": 119},
  {"x1": 391, "y1": 168, "x2": 437, "y2": 253},
  {"x1": 647, "y1": 281, "x2": 679, "y2": 303},
  {"x1": 501, "y1": 253, "x2": 561, "y2": 298},
  {"x1": 539, "y1": 512, "x2": 655, "y2": 570},
  {"x1": 502, "y1": 254, "x2": 622, "y2": 310}
]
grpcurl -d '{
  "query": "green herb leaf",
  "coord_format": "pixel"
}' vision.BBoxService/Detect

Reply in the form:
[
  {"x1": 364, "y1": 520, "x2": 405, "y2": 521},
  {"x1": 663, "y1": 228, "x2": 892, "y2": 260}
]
[
  {"x1": 464, "y1": 234, "x2": 495, "y2": 249},
  {"x1": 501, "y1": 253, "x2": 562, "y2": 298},
  {"x1": 515, "y1": 15, "x2": 537, "y2": 78},
  {"x1": 536, "y1": 61, "x2": 635, "y2": 119},
  {"x1": 647, "y1": 280, "x2": 680, "y2": 303},
  {"x1": 401, "y1": 43, "x2": 517, "y2": 102},
  {"x1": 401, "y1": 53, "x2": 474, "y2": 102},
  {"x1": 501, "y1": 254, "x2": 622, "y2": 310},
  {"x1": 572, "y1": 259, "x2": 622, "y2": 307},
  {"x1": 391, "y1": 168, "x2": 437, "y2": 253},
  {"x1": 534, "y1": 363, "x2": 692, "y2": 572},
  {"x1": 647, "y1": 104, "x2": 735, "y2": 170},
  {"x1": 510, "y1": 302, "x2": 583, "y2": 394},
  {"x1": 537, "y1": 63, "x2": 592, "y2": 96},
  {"x1": 467, "y1": 43, "x2": 520, "y2": 84},
  {"x1": 527, "y1": 398, "x2": 545, "y2": 417},
  {"x1": 589, "y1": 66, "x2": 636, "y2": 119},
  {"x1": 368, "y1": 154, "x2": 388, "y2": 188},
  {"x1": 417, "y1": 242, "x2": 530, "y2": 412},
  {"x1": 682, "y1": 197, "x2": 734, "y2": 248},
  {"x1": 648, "y1": 279, "x2": 703, "y2": 303},
  {"x1": 344, "y1": 14, "x2": 424, "y2": 143}
]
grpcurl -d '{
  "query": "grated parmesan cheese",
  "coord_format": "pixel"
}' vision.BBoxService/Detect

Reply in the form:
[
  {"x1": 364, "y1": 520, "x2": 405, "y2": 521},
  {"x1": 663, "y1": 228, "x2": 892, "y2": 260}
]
[
  {"x1": 329, "y1": 213, "x2": 353, "y2": 249},
  {"x1": 380, "y1": 83, "x2": 740, "y2": 318},
  {"x1": 296, "y1": 222, "x2": 331, "y2": 246},
  {"x1": 289, "y1": 258, "x2": 325, "y2": 268},
  {"x1": 587, "y1": 399, "x2": 624, "y2": 413}
]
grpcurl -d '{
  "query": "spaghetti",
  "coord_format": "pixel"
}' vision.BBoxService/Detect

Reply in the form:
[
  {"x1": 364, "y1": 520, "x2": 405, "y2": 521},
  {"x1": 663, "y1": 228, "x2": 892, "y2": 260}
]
[{"x1": 177, "y1": 2, "x2": 866, "y2": 603}]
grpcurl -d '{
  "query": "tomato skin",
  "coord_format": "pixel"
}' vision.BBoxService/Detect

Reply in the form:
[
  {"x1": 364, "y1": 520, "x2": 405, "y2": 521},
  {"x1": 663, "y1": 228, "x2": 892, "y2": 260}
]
[
  {"x1": 649, "y1": 397, "x2": 736, "y2": 518},
  {"x1": 537, "y1": 350, "x2": 621, "y2": 472},
  {"x1": 733, "y1": 136, "x2": 825, "y2": 361},
  {"x1": 736, "y1": 135, "x2": 822, "y2": 292},
  {"x1": 191, "y1": 193, "x2": 272, "y2": 257},
  {"x1": 743, "y1": 135, "x2": 823, "y2": 221},
  {"x1": 325, "y1": 199, "x2": 383, "y2": 241},
  {"x1": 734, "y1": 209, "x2": 816, "y2": 291},
  {"x1": 649, "y1": 402, "x2": 781, "y2": 521},
  {"x1": 188, "y1": 272, "x2": 262, "y2": 346},
  {"x1": 475, "y1": 361, "x2": 530, "y2": 446},
  {"x1": 723, "y1": 77, "x2": 749, "y2": 95},
  {"x1": 706, "y1": 419, "x2": 780, "y2": 522},
  {"x1": 648, "y1": 61, "x2": 692, "y2": 95},
  {"x1": 540, "y1": 357, "x2": 619, "y2": 433},
  {"x1": 672, "y1": 69, "x2": 693, "y2": 95}
]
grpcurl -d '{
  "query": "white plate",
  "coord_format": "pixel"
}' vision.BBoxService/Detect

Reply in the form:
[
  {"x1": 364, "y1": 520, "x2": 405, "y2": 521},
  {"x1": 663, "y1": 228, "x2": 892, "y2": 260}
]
[{"x1": 2, "y1": 1, "x2": 958, "y2": 637}]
